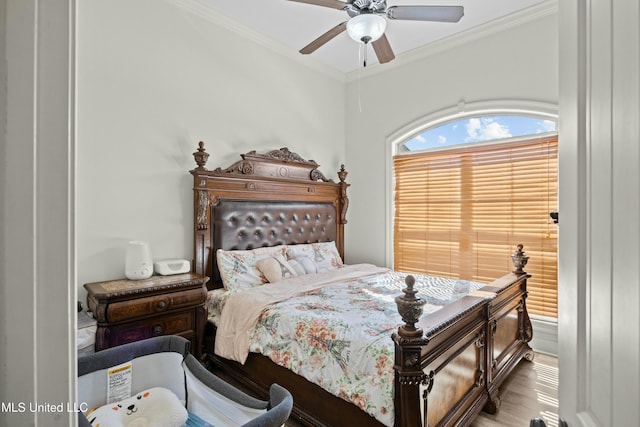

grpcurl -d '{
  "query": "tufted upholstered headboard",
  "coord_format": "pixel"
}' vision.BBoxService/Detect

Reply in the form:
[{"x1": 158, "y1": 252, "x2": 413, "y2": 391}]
[{"x1": 190, "y1": 143, "x2": 349, "y2": 289}]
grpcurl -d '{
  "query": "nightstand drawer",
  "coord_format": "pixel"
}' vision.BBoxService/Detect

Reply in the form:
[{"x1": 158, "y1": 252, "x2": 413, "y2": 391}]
[
  {"x1": 106, "y1": 288, "x2": 206, "y2": 323},
  {"x1": 100, "y1": 310, "x2": 195, "y2": 349}
]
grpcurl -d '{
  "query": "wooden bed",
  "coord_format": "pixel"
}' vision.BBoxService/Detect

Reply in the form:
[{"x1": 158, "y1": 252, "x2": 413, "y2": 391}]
[{"x1": 189, "y1": 143, "x2": 534, "y2": 427}]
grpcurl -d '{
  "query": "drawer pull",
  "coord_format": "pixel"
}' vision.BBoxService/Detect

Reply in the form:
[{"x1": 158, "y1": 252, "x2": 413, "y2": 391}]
[
  {"x1": 157, "y1": 301, "x2": 167, "y2": 310},
  {"x1": 152, "y1": 325, "x2": 163, "y2": 335}
]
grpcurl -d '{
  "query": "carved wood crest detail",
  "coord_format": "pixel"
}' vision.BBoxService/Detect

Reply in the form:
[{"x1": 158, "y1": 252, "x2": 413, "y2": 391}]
[
  {"x1": 215, "y1": 161, "x2": 254, "y2": 175},
  {"x1": 257, "y1": 147, "x2": 312, "y2": 164},
  {"x1": 191, "y1": 143, "x2": 340, "y2": 183},
  {"x1": 310, "y1": 169, "x2": 329, "y2": 182}
]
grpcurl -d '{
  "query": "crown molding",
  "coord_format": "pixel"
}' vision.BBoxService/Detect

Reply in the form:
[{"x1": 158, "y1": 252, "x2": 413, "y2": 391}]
[
  {"x1": 168, "y1": 0, "x2": 346, "y2": 83},
  {"x1": 346, "y1": 0, "x2": 559, "y2": 82},
  {"x1": 168, "y1": 0, "x2": 557, "y2": 83}
]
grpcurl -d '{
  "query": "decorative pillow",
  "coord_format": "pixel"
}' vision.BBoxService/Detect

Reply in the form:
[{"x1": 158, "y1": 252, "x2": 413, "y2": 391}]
[
  {"x1": 85, "y1": 387, "x2": 187, "y2": 427},
  {"x1": 287, "y1": 258, "x2": 307, "y2": 276},
  {"x1": 288, "y1": 256, "x2": 318, "y2": 275},
  {"x1": 286, "y1": 242, "x2": 343, "y2": 272},
  {"x1": 217, "y1": 245, "x2": 287, "y2": 291},
  {"x1": 256, "y1": 255, "x2": 298, "y2": 283}
]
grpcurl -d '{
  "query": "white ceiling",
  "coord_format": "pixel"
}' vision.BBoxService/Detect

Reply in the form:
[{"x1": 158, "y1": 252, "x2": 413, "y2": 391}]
[{"x1": 197, "y1": 0, "x2": 546, "y2": 73}]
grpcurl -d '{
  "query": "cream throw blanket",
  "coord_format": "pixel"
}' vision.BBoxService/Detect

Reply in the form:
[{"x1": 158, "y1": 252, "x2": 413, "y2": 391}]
[{"x1": 214, "y1": 263, "x2": 390, "y2": 364}]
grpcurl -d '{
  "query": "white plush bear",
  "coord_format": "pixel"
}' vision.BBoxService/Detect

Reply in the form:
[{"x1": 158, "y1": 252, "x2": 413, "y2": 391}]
[{"x1": 86, "y1": 387, "x2": 188, "y2": 427}]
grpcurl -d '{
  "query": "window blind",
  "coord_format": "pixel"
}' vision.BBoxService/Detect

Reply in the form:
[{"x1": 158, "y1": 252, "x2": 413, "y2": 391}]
[{"x1": 393, "y1": 137, "x2": 558, "y2": 318}]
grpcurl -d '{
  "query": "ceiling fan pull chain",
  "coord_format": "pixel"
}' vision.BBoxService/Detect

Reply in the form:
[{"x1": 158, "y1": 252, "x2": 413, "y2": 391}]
[
  {"x1": 363, "y1": 42, "x2": 367, "y2": 67},
  {"x1": 362, "y1": 42, "x2": 367, "y2": 68}
]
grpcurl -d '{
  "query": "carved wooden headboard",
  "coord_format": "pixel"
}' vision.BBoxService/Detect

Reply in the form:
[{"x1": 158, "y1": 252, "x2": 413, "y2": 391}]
[{"x1": 190, "y1": 142, "x2": 350, "y2": 289}]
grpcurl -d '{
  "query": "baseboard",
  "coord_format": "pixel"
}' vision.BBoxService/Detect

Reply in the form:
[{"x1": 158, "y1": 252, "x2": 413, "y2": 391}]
[{"x1": 529, "y1": 317, "x2": 558, "y2": 356}]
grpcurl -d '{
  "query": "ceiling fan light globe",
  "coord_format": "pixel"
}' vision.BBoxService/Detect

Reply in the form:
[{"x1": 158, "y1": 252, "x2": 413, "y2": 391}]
[{"x1": 346, "y1": 14, "x2": 387, "y2": 43}]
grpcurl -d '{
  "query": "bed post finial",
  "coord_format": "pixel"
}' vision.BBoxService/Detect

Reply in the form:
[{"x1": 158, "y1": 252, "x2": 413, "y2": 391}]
[
  {"x1": 395, "y1": 275, "x2": 426, "y2": 337},
  {"x1": 338, "y1": 164, "x2": 348, "y2": 183},
  {"x1": 511, "y1": 244, "x2": 529, "y2": 274},
  {"x1": 193, "y1": 141, "x2": 209, "y2": 170}
]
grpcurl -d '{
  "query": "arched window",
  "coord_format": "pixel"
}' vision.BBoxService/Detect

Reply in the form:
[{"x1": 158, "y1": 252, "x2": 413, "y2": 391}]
[
  {"x1": 398, "y1": 114, "x2": 557, "y2": 153},
  {"x1": 393, "y1": 114, "x2": 558, "y2": 318}
]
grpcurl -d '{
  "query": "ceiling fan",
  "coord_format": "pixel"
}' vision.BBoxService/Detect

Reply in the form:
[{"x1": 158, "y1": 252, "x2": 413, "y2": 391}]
[{"x1": 290, "y1": 0, "x2": 464, "y2": 66}]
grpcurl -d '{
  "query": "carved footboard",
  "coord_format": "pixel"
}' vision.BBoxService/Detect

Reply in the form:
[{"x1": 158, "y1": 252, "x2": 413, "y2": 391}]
[
  {"x1": 394, "y1": 282, "x2": 489, "y2": 427},
  {"x1": 393, "y1": 246, "x2": 533, "y2": 427},
  {"x1": 204, "y1": 257, "x2": 532, "y2": 427}
]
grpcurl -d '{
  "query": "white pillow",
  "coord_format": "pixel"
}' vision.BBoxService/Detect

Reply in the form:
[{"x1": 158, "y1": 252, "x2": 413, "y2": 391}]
[
  {"x1": 216, "y1": 245, "x2": 287, "y2": 291},
  {"x1": 287, "y1": 258, "x2": 307, "y2": 276},
  {"x1": 286, "y1": 242, "x2": 343, "y2": 272},
  {"x1": 256, "y1": 255, "x2": 298, "y2": 283},
  {"x1": 288, "y1": 256, "x2": 318, "y2": 275}
]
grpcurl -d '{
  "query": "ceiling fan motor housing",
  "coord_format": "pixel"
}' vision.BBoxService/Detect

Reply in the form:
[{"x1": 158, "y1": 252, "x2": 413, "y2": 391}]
[{"x1": 346, "y1": 0, "x2": 387, "y2": 18}]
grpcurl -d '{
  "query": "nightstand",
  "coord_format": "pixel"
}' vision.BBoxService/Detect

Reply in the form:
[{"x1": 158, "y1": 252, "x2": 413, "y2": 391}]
[{"x1": 84, "y1": 273, "x2": 209, "y2": 357}]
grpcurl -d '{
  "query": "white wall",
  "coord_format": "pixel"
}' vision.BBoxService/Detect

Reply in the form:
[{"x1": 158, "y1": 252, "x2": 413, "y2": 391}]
[
  {"x1": 76, "y1": 0, "x2": 346, "y2": 301},
  {"x1": 343, "y1": 7, "x2": 558, "y2": 267}
]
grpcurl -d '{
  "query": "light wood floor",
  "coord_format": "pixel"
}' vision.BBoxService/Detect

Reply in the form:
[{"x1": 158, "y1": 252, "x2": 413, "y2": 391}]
[
  {"x1": 285, "y1": 352, "x2": 558, "y2": 427},
  {"x1": 471, "y1": 352, "x2": 558, "y2": 427}
]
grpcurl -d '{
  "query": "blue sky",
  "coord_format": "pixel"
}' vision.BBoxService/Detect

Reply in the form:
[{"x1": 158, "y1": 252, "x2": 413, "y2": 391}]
[{"x1": 403, "y1": 115, "x2": 557, "y2": 151}]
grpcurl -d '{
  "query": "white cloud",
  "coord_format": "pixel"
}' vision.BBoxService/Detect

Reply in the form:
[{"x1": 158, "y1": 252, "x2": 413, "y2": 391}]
[
  {"x1": 466, "y1": 118, "x2": 482, "y2": 139},
  {"x1": 438, "y1": 135, "x2": 447, "y2": 144},
  {"x1": 537, "y1": 119, "x2": 556, "y2": 133},
  {"x1": 414, "y1": 134, "x2": 427, "y2": 143},
  {"x1": 465, "y1": 117, "x2": 511, "y2": 142},
  {"x1": 483, "y1": 121, "x2": 512, "y2": 139}
]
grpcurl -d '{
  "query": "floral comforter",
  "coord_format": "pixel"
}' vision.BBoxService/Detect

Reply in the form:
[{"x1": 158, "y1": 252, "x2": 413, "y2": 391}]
[{"x1": 210, "y1": 267, "x2": 485, "y2": 427}]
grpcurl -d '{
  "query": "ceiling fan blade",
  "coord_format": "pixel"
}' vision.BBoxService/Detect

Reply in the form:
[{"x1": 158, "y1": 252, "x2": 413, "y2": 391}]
[
  {"x1": 300, "y1": 22, "x2": 348, "y2": 54},
  {"x1": 287, "y1": 0, "x2": 349, "y2": 10},
  {"x1": 386, "y1": 5, "x2": 464, "y2": 22},
  {"x1": 372, "y1": 33, "x2": 395, "y2": 64}
]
